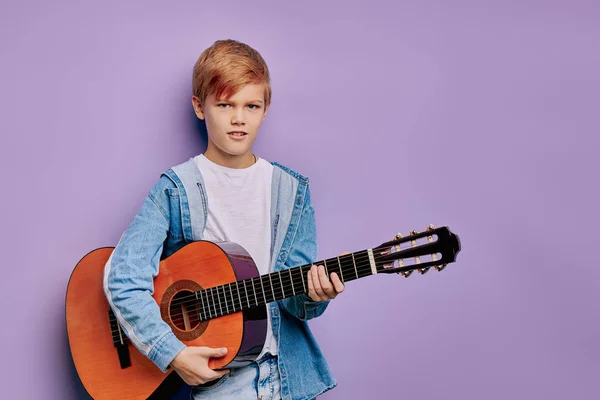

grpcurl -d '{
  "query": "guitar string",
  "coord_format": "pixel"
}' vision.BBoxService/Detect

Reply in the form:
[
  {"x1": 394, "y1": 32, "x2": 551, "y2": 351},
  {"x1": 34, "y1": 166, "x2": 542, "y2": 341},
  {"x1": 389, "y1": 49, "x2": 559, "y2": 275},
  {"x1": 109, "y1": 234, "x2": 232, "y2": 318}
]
[
  {"x1": 111, "y1": 260, "x2": 380, "y2": 340},
  {"x1": 107, "y1": 252, "x2": 441, "y2": 339},
  {"x1": 165, "y1": 262, "x2": 434, "y2": 327},
  {"x1": 164, "y1": 245, "x2": 439, "y2": 321},
  {"x1": 167, "y1": 260, "x2": 377, "y2": 323},
  {"x1": 110, "y1": 253, "x2": 441, "y2": 337},
  {"x1": 108, "y1": 249, "x2": 440, "y2": 337},
  {"x1": 125, "y1": 250, "x2": 393, "y2": 327},
  {"x1": 155, "y1": 244, "x2": 427, "y2": 309}
]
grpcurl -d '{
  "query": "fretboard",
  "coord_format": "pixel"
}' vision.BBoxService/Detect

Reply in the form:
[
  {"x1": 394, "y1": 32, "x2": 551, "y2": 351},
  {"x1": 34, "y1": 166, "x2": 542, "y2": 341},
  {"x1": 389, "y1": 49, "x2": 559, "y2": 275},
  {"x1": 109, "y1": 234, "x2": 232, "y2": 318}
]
[{"x1": 193, "y1": 249, "x2": 376, "y2": 321}]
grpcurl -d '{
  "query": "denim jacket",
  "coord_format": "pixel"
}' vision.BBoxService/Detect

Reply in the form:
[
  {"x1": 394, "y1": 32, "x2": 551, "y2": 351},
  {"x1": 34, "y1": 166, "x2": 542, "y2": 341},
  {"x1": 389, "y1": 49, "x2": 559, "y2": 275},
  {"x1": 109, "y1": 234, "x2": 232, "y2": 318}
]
[{"x1": 103, "y1": 157, "x2": 337, "y2": 400}]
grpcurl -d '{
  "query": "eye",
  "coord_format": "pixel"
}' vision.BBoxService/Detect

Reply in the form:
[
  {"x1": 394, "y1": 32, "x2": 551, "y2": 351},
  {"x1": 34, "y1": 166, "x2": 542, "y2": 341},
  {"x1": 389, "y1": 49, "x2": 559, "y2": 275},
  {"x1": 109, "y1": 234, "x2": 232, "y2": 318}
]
[
  {"x1": 217, "y1": 103, "x2": 230, "y2": 108},
  {"x1": 247, "y1": 104, "x2": 261, "y2": 110}
]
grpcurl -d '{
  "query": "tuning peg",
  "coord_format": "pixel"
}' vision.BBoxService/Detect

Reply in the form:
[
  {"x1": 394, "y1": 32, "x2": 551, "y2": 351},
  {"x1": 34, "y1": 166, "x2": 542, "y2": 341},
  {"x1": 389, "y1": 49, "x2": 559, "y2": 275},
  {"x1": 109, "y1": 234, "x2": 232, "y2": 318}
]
[
  {"x1": 425, "y1": 227, "x2": 438, "y2": 263},
  {"x1": 400, "y1": 270, "x2": 413, "y2": 278},
  {"x1": 418, "y1": 267, "x2": 431, "y2": 275},
  {"x1": 392, "y1": 233, "x2": 405, "y2": 269},
  {"x1": 409, "y1": 230, "x2": 421, "y2": 266},
  {"x1": 434, "y1": 264, "x2": 448, "y2": 272},
  {"x1": 426, "y1": 224, "x2": 436, "y2": 231},
  {"x1": 393, "y1": 233, "x2": 403, "y2": 248}
]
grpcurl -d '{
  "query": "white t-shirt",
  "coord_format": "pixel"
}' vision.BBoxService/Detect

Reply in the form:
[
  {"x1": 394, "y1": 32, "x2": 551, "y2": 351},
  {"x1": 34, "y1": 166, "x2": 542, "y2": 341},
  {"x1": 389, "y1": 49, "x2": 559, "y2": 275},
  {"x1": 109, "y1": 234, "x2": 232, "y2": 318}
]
[{"x1": 194, "y1": 154, "x2": 277, "y2": 357}]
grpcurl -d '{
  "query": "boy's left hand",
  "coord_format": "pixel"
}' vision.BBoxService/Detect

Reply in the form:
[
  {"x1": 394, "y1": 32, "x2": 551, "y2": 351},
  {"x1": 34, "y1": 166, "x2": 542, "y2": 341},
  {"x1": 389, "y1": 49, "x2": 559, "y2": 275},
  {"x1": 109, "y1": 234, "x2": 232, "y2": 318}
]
[{"x1": 307, "y1": 252, "x2": 349, "y2": 302}]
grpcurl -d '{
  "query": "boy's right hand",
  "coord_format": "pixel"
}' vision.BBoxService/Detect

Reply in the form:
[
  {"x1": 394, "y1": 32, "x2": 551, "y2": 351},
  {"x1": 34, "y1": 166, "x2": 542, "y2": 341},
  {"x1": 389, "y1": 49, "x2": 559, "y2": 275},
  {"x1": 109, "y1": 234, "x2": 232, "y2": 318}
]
[{"x1": 170, "y1": 346, "x2": 230, "y2": 386}]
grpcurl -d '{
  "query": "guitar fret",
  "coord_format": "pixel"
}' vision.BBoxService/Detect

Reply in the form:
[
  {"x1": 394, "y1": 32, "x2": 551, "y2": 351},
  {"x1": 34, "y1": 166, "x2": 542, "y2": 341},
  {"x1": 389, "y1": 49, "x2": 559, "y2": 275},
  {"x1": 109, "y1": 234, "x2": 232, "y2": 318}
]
[
  {"x1": 289, "y1": 269, "x2": 295, "y2": 296},
  {"x1": 251, "y1": 277, "x2": 258, "y2": 306},
  {"x1": 195, "y1": 291, "x2": 203, "y2": 321},
  {"x1": 279, "y1": 271, "x2": 284, "y2": 299},
  {"x1": 259, "y1": 276, "x2": 266, "y2": 304},
  {"x1": 300, "y1": 266, "x2": 306, "y2": 292},
  {"x1": 217, "y1": 287, "x2": 223, "y2": 316},
  {"x1": 244, "y1": 280, "x2": 251, "y2": 309},
  {"x1": 201, "y1": 290, "x2": 207, "y2": 319},
  {"x1": 268, "y1": 273, "x2": 275, "y2": 302},
  {"x1": 224, "y1": 286, "x2": 229, "y2": 314},
  {"x1": 227, "y1": 284, "x2": 232, "y2": 312},
  {"x1": 337, "y1": 256, "x2": 344, "y2": 282},
  {"x1": 228, "y1": 283, "x2": 234, "y2": 312},
  {"x1": 215, "y1": 286, "x2": 225, "y2": 315},
  {"x1": 204, "y1": 290, "x2": 211, "y2": 319},
  {"x1": 211, "y1": 288, "x2": 217, "y2": 317},
  {"x1": 352, "y1": 253, "x2": 358, "y2": 279},
  {"x1": 236, "y1": 282, "x2": 242, "y2": 312},
  {"x1": 324, "y1": 259, "x2": 328, "y2": 275},
  {"x1": 225, "y1": 284, "x2": 229, "y2": 313}
]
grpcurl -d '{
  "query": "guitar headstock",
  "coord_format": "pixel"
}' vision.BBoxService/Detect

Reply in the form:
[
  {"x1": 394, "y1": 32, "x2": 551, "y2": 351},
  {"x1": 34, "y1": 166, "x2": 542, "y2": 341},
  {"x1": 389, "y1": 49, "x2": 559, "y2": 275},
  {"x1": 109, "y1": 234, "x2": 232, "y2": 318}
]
[{"x1": 375, "y1": 225, "x2": 461, "y2": 276}]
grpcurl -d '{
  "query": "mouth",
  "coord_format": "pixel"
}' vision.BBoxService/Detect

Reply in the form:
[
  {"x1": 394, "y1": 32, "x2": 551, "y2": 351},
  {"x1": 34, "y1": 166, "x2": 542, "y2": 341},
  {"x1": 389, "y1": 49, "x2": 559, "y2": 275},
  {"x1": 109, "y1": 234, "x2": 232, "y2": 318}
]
[{"x1": 228, "y1": 131, "x2": 248, "y2": 137}]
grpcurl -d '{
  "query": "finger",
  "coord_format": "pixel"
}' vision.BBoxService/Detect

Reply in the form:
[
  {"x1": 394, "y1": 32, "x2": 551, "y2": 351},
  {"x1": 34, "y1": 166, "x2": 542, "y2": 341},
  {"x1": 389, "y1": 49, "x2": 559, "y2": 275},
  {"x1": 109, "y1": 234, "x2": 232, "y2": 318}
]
[
  {"x1": 307, "y1": 265, "x2": 317, "y2": 301},
  {"x1": 212, "y1": 369, "x2": 230, "y2": 378},
  {"x1": 313, "y1": 266, "x2": 327, "y2": 301},
  {"x1": 318, "y1": 265, "x2": 336, "y2": 298},
  {"x1": 197, "y1": 347, "x2": 227, "y2": 358},
  {"x1": 330, "y1": 272, "x2": 345, "y2": 294},
  {"x1": 203, "y1": 368, "x2": 230, "y2": 383}
]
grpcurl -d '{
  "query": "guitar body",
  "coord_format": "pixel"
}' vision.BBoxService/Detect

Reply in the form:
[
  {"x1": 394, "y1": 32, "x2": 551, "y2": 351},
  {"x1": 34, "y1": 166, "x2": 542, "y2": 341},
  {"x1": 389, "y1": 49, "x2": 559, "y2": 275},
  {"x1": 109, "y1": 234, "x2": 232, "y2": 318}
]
[{"x1": 65, "y1": 241, "x2": 267, "y2": 400}]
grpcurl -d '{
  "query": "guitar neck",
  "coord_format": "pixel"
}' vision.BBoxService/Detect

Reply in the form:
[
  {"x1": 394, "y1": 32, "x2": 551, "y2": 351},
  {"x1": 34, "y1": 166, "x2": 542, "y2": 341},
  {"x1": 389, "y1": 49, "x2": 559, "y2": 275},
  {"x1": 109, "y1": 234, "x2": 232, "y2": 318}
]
[{"x1": 194, "y1": 249, "x2": 376, "y2": 320}]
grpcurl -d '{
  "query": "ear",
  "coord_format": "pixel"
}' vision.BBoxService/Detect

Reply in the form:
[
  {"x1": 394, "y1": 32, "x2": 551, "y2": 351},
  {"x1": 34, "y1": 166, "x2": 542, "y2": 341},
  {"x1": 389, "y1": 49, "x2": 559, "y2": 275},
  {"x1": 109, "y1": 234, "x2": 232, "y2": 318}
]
[{"x1": 192, "y1": 96, "x2": 205, "y2": 120}]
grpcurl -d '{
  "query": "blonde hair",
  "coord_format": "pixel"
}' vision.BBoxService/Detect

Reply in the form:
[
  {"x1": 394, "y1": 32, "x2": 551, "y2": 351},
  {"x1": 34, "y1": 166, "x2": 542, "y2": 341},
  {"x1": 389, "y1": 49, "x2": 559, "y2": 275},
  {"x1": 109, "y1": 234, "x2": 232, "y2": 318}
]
[{"x1": 192, "y1": 39, "x2": 271, "y2": 106}]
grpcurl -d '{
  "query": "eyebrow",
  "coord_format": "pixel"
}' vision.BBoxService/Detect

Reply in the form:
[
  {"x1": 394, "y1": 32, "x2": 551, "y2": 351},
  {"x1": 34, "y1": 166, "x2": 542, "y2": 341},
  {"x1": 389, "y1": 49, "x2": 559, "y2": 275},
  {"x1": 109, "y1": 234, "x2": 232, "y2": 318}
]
[{"x1": 217, "y1": 99, "x2": 264, "y2": 104}]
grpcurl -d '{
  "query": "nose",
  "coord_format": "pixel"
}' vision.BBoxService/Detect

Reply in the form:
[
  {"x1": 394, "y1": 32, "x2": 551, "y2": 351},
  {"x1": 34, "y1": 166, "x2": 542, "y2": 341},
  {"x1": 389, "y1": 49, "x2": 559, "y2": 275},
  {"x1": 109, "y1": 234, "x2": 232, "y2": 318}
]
[{"x1": 231, "y1": 107, "x2": 245, "y2": 125}]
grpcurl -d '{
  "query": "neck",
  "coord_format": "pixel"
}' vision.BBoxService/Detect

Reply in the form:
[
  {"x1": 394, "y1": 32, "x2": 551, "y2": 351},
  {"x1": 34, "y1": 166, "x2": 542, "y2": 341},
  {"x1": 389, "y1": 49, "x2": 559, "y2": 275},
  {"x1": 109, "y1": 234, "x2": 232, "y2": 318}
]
[{"x1": 204, "y1": 144, "x2": 255, "y2": 169}]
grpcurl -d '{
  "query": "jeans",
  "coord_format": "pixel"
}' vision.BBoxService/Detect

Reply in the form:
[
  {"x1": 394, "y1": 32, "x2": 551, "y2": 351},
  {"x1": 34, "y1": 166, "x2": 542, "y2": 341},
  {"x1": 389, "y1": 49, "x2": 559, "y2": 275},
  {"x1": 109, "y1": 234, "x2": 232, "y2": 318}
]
[{"x1": 190, "y1": 353, "x2": 281, "y2": 400}]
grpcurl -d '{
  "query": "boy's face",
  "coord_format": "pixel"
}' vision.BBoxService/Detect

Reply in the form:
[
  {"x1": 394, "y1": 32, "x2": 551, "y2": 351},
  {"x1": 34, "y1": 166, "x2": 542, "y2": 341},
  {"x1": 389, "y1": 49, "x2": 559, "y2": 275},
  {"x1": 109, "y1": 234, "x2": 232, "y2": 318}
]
[{"x1": 192, "y1": 83, "x2": 268, "y2": 163}]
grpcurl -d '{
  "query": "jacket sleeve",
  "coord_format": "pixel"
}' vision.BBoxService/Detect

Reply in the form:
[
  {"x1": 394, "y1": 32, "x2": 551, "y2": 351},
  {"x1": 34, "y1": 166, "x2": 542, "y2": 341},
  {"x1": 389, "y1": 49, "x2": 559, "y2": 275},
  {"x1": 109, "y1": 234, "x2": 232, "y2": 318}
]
[
  {"x1": 277, "y1": 185, "x2": 331, "y2": 320},
  {"x1": 103, "y1": 175, "x2": 186, "y2": 373}
]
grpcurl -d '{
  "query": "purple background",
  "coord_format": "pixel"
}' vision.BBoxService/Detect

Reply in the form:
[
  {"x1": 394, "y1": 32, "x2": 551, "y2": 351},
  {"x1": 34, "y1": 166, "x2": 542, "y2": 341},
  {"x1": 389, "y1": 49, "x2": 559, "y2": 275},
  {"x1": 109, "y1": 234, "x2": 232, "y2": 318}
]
[{"x1": 1, "y1": 1, "x2": 598, "y2": 399}]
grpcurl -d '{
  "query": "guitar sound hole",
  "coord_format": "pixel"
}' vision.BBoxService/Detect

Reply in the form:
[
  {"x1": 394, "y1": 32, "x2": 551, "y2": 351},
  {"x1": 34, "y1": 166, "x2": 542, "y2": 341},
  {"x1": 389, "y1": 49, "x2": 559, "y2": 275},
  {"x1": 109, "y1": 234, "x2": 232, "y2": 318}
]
[{"x1": 170, "y1": 290, "x2": 201, "y2": 332}]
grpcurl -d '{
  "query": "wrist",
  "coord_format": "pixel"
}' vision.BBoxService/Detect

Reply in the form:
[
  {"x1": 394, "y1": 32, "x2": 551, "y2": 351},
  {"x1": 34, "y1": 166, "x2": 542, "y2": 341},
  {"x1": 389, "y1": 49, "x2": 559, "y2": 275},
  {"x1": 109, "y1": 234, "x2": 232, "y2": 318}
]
[
  {"x1": 169, "y1": 347, "x2": 186, "y2": 370},
  {"x1": 303, "y1": 293, "x2": 319, "y2": 303}
]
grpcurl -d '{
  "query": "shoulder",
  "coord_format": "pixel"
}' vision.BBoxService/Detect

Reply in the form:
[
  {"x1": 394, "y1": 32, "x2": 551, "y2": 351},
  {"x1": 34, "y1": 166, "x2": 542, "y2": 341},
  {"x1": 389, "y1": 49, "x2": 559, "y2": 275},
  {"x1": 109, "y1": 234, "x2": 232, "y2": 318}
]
[
  {"x1": 269, "y1": 161, "x2": 315, "y2": 210},
  {"x1": 270, "y1": 161, "x2": 310, "y2": 185},
  {"x1": 143, "y1": 163, "x2": 182, "y2": 202},
  {"x1": 154, "y1": 157, "x2": 199, "y2": 194},
  {"x1": 144, "y1": 174, "x2": 177, "y2": 209}
]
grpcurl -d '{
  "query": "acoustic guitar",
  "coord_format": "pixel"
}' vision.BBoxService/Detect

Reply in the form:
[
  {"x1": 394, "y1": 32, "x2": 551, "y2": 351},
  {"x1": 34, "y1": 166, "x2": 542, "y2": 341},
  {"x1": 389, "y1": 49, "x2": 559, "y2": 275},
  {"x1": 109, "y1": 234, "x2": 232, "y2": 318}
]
[{"x1": 65, "y1": 224, "x2": 461, "y2": 399}]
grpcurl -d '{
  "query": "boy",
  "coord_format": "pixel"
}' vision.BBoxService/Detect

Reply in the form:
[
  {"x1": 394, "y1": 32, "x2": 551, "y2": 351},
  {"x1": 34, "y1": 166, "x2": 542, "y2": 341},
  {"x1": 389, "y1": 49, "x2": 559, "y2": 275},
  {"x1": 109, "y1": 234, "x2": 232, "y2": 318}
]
[{"x1": 103, "y1": 39, "x2": 345, "y2": 400}]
